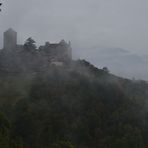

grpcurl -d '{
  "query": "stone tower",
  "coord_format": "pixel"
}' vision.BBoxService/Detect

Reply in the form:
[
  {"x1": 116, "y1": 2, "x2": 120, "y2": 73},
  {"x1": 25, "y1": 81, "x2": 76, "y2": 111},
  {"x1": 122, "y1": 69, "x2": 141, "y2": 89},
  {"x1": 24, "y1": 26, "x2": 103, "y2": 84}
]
[{"x1": 3, "y1": 28, "x2": 17, "y2": 50}]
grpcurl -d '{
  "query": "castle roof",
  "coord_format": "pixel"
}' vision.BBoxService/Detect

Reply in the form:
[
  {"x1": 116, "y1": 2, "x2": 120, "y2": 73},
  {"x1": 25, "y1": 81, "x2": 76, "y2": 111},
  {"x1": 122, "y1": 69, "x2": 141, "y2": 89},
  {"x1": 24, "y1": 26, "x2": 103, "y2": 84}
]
[{"x1": 4, "y1": 28, "x2": 17, "y2": 34}]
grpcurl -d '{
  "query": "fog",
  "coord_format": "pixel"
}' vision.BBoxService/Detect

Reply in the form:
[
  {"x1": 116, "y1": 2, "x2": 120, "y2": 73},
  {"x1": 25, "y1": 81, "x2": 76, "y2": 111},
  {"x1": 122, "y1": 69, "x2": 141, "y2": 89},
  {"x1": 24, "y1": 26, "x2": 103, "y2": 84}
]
[{"x1": 1, "y1": 0, "x2": 148, "y2": 80}]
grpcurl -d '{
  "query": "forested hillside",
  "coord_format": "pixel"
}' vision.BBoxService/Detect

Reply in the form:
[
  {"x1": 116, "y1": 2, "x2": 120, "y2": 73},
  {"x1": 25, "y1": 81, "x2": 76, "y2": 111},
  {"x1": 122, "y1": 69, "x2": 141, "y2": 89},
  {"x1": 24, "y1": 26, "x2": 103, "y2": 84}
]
[{"x1": 0, "y1": 59, "x2": 148, "y2": 148}]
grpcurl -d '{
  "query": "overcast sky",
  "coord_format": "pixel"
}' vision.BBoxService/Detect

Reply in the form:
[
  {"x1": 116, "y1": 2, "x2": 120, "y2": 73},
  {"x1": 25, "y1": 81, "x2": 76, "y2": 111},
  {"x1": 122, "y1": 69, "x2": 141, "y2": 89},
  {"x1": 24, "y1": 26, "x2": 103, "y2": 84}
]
[{"x1": 0, "y1": 0, "x2": 148, "y2": 80}]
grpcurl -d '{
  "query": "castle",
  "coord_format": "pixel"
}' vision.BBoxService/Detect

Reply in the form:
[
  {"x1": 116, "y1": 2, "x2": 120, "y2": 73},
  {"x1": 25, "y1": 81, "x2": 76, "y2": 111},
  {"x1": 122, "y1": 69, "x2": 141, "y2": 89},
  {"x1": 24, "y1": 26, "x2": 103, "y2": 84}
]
[
  {"x1": 0, "y1": 28, "x2": 73, "y2": 72},
  {"x1": 1, "y1": 28, "x2": 72, "y2": 62}
]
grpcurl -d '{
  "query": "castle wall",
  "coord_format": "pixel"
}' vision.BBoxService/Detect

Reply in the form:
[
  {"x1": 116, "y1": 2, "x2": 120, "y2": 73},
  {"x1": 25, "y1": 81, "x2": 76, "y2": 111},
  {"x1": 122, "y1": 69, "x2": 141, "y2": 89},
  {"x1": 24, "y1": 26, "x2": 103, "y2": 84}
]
[{"x1": 40, "y1": 41, "x2": 72, "y2": 62}]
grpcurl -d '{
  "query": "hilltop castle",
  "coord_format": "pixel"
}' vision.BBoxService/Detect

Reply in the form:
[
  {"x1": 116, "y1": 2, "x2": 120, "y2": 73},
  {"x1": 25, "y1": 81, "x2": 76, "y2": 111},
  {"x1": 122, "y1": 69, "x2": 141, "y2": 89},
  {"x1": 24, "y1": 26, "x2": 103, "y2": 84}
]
[
  {"x1": 0, "y1": 28, "x2": 72, "y2": 72},
  {"x1": 2, "y1": 28, "x2": 72, "y2": 62}
]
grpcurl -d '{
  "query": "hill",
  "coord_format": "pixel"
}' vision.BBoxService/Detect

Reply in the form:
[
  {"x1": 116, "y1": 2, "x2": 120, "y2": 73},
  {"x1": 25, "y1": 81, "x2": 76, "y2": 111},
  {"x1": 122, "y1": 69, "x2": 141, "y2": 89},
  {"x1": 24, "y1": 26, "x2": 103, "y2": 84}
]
[{"x1": 0, "y1": 59, "x2": 148, "y2": 148}]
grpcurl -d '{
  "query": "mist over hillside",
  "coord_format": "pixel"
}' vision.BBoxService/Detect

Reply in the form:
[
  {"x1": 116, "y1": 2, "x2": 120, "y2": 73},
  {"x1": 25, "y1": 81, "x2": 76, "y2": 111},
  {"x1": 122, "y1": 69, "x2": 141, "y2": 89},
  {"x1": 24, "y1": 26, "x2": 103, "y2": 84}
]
[
  {"x1": 74, "y1": 46, "x2": 148, "y2": 80},
  {"x1": 0, "y1": 5, "x2": 147, "y2": 146},
  {"x1": 0, "y1": 31, "x2": 148, "y2": 147},
  {"x1": 0, "y1": 56, "x2": 148, "y2": 147},
  {"x1": 1, "y1": 0, "x2": 148, "y2": 147}
]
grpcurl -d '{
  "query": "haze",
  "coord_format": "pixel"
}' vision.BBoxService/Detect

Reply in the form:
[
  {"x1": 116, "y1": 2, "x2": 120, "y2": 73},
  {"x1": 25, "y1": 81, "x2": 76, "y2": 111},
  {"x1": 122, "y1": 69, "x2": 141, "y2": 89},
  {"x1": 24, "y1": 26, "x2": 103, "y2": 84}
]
[{"x1": 0, "y1": 0, "x2": 148, "y2": 80}]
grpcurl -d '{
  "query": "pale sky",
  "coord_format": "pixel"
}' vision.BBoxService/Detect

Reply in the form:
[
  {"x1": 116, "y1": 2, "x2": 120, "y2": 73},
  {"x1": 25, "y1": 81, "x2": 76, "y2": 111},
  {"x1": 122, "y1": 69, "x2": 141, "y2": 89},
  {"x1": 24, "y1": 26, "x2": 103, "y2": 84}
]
[{"x1": 0, "y1": 0, "x2": 148, "y2": 80}]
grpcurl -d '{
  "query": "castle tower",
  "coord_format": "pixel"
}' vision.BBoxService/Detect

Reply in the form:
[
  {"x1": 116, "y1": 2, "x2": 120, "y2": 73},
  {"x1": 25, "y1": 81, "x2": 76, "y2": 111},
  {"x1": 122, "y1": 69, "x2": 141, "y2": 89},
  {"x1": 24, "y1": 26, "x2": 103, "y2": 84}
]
[{"x1": 3, "y1": 28, "x2": 17, "y2": 50}]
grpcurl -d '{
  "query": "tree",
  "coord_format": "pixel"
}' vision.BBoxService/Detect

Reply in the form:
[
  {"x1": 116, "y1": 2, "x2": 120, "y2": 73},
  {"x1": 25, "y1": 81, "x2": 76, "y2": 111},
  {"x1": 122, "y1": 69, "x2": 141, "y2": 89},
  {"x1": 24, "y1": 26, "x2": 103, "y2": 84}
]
[
  {"x1": 0, "y1": 112, "x2": 10, "y2": 148},
  {"x1": 24, "y1": 37, "x2": 37, "y2": 52}
]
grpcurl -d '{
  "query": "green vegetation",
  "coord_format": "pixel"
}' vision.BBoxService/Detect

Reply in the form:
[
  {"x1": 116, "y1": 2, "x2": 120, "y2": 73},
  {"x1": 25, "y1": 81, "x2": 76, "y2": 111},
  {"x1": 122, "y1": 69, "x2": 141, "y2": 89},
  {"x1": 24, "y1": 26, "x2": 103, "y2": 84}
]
[{"x1": 0, "y1": 60, "x2": 148, "y2": 148}]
